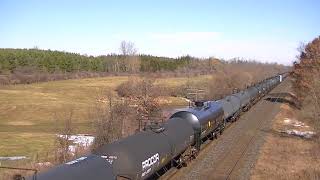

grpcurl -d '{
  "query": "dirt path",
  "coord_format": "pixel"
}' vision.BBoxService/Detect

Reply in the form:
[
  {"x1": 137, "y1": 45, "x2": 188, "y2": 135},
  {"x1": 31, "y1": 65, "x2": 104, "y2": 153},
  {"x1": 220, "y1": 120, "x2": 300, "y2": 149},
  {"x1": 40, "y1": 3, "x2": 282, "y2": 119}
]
[{"x1": 165, "y1": 79, "x2": 292, "y2": 180}]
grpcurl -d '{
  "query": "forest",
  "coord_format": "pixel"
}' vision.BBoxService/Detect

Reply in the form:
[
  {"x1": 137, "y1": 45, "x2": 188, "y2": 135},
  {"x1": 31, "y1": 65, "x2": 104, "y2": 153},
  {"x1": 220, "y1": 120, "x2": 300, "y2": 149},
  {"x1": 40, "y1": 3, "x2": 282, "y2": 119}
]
[
  {"x1": 0, "y1": 48, "x2": 191, "y2": 73},
  {"x1": 0, "y1": 48, "x2": 286, "y2": 85}
]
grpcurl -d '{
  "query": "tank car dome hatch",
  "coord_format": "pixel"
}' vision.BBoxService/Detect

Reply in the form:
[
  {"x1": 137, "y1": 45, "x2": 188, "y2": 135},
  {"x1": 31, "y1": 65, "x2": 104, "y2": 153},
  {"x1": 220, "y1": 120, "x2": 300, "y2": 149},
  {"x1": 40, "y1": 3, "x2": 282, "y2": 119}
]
[
  {"x1": 144, "y1": 122, "x2": 165, "y2": 133},
  {"x1": 194, "y1": 101, "x2": 205, "y2": 107}
]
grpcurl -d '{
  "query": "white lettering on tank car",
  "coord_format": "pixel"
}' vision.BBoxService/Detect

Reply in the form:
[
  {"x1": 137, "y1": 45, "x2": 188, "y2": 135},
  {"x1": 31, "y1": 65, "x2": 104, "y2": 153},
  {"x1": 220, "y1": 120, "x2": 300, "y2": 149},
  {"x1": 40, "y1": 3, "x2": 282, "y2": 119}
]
[
  {"x1": 65, "y1": 156, "x2": 87, "y2": 165},
  {"x1": 142, "y1": 168, "x2": 151, "y2": 177},
  {"x1": 141, "y1": 153, "x2": 159, "y2": 177},
  {"x1": 101, "y1": 155, "x2": 118, "y2": 164}
]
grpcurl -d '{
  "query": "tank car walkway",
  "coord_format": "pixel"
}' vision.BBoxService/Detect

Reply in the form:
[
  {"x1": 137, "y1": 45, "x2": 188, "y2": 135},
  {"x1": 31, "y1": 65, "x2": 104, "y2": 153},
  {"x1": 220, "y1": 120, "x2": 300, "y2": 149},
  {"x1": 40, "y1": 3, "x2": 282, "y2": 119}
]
[{"x1": 166, "y1": 79, "x2": 291, "y2": 180}]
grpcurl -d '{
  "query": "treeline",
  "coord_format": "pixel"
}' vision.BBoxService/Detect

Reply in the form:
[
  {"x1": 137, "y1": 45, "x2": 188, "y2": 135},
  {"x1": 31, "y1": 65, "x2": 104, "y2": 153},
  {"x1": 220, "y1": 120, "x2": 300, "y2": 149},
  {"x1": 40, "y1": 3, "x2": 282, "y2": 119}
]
[
  {"x1": 0, "y1": 48, "x2": 287, "y2": 85},
  {"x1": 292, "y1": 36, "x2": 320, "y2": 131},
  {"x1": 0, "y1": 48, "x2": 190, "y2": 74}
]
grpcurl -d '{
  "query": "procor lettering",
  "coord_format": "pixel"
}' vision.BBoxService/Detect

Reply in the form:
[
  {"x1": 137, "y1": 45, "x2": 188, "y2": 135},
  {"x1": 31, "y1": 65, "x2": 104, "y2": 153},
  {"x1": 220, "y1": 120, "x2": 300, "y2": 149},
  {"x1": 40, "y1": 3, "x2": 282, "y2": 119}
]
[{"x1": 142, "y1": 153, "x2": 159, "y2": 170}]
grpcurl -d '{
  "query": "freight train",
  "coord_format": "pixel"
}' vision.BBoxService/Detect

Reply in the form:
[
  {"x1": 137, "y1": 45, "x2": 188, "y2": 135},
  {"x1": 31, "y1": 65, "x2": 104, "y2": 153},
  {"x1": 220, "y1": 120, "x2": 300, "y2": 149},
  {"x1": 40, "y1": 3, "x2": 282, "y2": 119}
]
[{"x1": 27, "y1": 73, "x2": 288, "y2": 180}]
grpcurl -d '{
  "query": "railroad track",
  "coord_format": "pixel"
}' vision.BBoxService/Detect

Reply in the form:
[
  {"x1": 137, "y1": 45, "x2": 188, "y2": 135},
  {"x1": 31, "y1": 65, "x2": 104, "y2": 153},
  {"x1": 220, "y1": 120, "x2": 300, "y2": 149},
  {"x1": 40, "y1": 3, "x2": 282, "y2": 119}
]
[
  {"x1": 162, "y1": 79, "x2": 289, "y2": 180},
  {"x1": 223, "y1": 93, "x2": 281, "y2": 180}
]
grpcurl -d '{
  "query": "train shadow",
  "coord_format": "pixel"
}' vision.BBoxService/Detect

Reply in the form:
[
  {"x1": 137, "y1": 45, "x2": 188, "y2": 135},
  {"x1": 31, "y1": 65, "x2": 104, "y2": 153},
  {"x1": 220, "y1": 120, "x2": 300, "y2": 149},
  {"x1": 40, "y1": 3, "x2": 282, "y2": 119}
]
[{"x1": 264, "y1": 92, "x2": 301, "y2": 109}]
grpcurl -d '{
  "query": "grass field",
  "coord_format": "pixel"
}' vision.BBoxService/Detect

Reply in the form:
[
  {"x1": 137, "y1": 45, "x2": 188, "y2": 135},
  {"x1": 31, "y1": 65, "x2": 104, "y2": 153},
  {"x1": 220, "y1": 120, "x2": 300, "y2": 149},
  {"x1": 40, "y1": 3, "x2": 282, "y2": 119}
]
[{"x1": 0, "y1": 75, "x2": 211, "y2": 158}]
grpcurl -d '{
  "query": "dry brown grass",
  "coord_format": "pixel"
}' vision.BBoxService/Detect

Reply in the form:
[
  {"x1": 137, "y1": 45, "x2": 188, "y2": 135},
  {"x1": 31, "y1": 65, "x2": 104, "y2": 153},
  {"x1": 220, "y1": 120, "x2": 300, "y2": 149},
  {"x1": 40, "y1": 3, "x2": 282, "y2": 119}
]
[
  {"x1": 0, "y1": 75, "x2": 195, "y2": 158},
  {"x1": 251, "y1": 103, "x2": 320, "y2": 180}
]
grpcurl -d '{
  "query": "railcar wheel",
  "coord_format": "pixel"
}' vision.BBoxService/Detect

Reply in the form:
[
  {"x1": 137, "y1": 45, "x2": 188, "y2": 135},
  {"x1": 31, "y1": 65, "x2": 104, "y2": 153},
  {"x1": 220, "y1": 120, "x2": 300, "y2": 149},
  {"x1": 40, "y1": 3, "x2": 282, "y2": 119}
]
[
  {"x1": 174, "y1": 156, "x2": 187, "y2": 169},
  {"x1": 209, "y1": 133, "x2": 214, "y2": 140},
  {"x1": 220, "y1": 129, "x2": 223, "y2": 135}
]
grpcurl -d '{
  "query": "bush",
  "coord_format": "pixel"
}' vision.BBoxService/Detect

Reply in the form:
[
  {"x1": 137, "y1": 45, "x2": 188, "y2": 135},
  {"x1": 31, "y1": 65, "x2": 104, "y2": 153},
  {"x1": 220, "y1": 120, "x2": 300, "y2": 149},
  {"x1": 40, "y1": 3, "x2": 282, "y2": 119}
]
[
  {"x1": 91, "y1": 95, "x2": 137, "y2": 151},
  {"x1": 116, "y1": 76, "x2": 169, "y2": 98},
  {"x1": 116, "y1": 76, "x2": 144, "y2": 97}
]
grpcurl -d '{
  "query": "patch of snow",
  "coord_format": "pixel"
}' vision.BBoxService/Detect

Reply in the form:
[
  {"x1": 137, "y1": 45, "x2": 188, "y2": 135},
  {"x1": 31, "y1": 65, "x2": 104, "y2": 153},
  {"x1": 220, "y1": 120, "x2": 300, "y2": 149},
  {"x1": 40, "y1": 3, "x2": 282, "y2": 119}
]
[
  {"x1": 0, "y1": 156, "x2": 27, "y2": 161},
  {"x1": 283, "y1": 118, "x2": 309, "y2": 128},
  {"x1": 57, "y1": 134, "x2": 95, "y2": 153},
  {"x1": 181, "y1": 97, "x2": 191, "y2": 103},
  {"x1": 68, "y1": 145, "x2": 77, "y2": 153},
  {"x1": 292, "y1": 121, "x2": 308, "y2": 127},
  {"x1": 36, "y1": 162, "x2": 52, "y2": 167},
  {"x1": 283, "y1": 118, "x2": 291, "y2": 124},
  {"x1": 285, "y1": 129, "x2": 316, "y2": 139}
]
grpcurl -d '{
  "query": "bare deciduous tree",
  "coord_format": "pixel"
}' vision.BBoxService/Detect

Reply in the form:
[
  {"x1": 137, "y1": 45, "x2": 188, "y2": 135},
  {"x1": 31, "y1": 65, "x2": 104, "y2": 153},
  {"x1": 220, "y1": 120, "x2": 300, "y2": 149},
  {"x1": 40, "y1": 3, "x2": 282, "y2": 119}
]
[
  {"x1": 115, "y1": 76, "x2": 164, "y2": 131},
  {"x1": 91, "y1": 91, "x2": 120, "y2": 150},
  {"x1": 119, "y1": 40, "x2": 137, "y2": 56},
  {"x1": 53, "y1": 109, "x2": 75, "y2": 164},
  {"x1": 293, "y1": 36, "x2": 320, "y2": 132},
  {"x1": 91, "y1": 90, "x2": 138, "y2": 151},
  {"x1": 119, "y1": 40, "x2": 140, "y2": 73}
]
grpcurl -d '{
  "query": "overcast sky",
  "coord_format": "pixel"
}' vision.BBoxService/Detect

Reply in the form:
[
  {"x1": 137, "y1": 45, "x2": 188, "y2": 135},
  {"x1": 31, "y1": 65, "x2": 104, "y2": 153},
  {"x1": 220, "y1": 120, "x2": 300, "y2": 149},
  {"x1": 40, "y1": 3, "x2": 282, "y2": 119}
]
[{"x1": 1, "y1": 0, "x2": 319, "y2": 65}]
